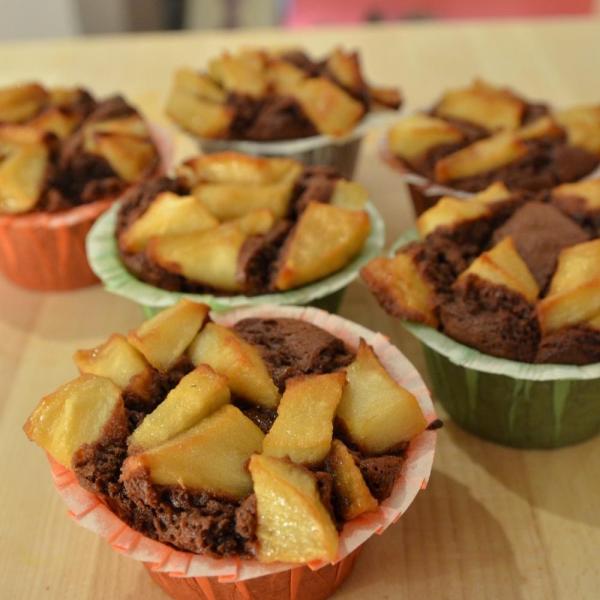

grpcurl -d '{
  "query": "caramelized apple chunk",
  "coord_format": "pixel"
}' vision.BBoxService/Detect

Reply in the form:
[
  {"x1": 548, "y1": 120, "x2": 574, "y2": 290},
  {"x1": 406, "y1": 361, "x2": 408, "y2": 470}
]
[
  {"x1": 417, "y1": 196, "x2": 490, "y2": 238},
  {"x1": 0, "y1": 83, "x2": 48, "y2": 123},
  {"x1": 555, "y1": 105, "x2": 600, "y2": 156},
  {"x1": 552, "y1": 179, "x2": 600, "y2": 210},
  {"x1": 24, "y1": 375, "x2": 125, "y2": 468},
  {"x1": 326, "y1": 439, "x2": 377, "y2": 520},
  {"x1": 336, "y1": 340, "x2": 427, "y2": 454},
  {"x1": 263, "y1": 372, "x2": 346, "y2": 465},
  {"x1": 274, "y1": 202, "x2": 370, "y2": 291},
  {"x1": 127, "y1": 299, "x2": 209, "y2": 371},
  {"x1": 189, "y1": 322, "x2": 280, "y2": 408},
  {"x1": 329, "y1": 179, "x2": 369, "y2": 210},
  {"x1": 249, "y1": 454, "x2": 339, "y2": 563},
  {"x1": 129, "y1": 365, "x2": 230, "y2": 452},
  {"x1": 122, "y1": 405, "x2": 264, "y2": 499}
]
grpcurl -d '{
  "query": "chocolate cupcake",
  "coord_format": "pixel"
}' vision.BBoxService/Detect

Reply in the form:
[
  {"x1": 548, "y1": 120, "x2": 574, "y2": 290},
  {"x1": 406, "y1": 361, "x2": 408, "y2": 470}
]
[
  {"x1": 362, "y1": 182, "x2": 600, "y2": 448},
  {"x1": 24, "y1": 300, "x2": 436, "y2": 600},
  {"x1": 0, "y1": 82, "x2": 164, "y2": 290}
]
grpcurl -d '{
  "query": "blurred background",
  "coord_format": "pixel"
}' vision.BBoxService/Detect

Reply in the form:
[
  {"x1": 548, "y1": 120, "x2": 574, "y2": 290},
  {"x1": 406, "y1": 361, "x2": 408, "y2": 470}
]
[{"x1": 0, "y1": 0, "x2": 598, "y2": 40}]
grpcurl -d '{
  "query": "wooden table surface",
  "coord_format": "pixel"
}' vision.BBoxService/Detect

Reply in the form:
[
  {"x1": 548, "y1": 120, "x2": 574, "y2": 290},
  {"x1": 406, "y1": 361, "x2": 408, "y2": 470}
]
[{"x1": 1, "y1": 17, "x2": 599, "y2": 600}]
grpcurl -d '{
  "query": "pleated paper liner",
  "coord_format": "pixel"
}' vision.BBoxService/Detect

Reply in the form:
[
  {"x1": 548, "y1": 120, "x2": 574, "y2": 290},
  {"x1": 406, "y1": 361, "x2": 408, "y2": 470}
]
[
  {"x1": 86, "y1": 200, "x2": 385, "y2": 315},
  {"x1": 390, "y1": 230, "x2": 600, "y2": 448},
  {"x1": 46, "y1": 304, "x2": 437, "y2": 600},
  {"x1": 0, "y1": 123, "x2": 174, "y2": 292},
  {"x1": 197, "y1": 111, "x2": 401, "y2": 179}
]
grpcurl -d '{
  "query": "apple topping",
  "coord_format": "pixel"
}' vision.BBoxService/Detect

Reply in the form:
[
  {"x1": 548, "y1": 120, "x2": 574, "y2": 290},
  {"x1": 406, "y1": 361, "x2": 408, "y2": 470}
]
[
  {"x1": 249, "y1": 453, "x2": 339, "y2": 563},
  {"x1": 435, "y1": 131, "x2": 528, "y2": 183},
  {"x1": 537, "y1": 239, "x2": 600, "y2": 333},
  {"x1": 29, "y1": 107, "x2": 80, "y2": 139},
  {"x1": 326, "y1": 439, "x2": 377, "y2": 520},
  {"x1": 127, "y1": 299, "x2": 209, "y2": 371},
  {"x1": 434, "y1": 80, "x2": 525, "y2": 131},
  {"x1": 263, "y1": 372, "x2": 346, "y2": 465},
  {"x1": 0, "y1": 83, "x2": 48, "y2": 123},
  {"x1": 267, "y1": 59, "x2": 306, "y2": 95},
  {"x1": 129, "y1": 364, "x2": 230, "y2": 452},
  {"x1": 189, "y1": 322, "x2": 280, "y2": 408},
  {"x1": 336, "y1": 340, "x2": 427, "y2": 454},
  {"x1": 325, "y1": 48, "x2": 364, "y2": 96},
  {"x1": 74, "y1": 334, "x2": 153, "y2": 398},
  {"x1": 474, "y1": 181, "x2": 512, "y2": 204},
  {"x1": 329, "y1": 179, "x2": 369, "y2": 210},
  {"x1": 123, "y1": 405, "x2": 264, "y2": 499},
  {"x1": 289, "y1": 77, "x2": 365, "y2": 137},
  {"x1": 170, "y1": 68, "x2": 227, "y2": 103},
  {"x1": 457, "y1": 237, "x2": 539, "y2": 303},
  {"x1": 516, "y1": 115, "x2": 562, "y2": 141},
  {"x1": 361, "y1": 252, "x2": 439, "y2": 327},
  {"x1": 273, "y1": 201, "x2": 370, "y2": 290},
  {"x1": 24, "y1": 374, "x2": 125, "y2": 468},
  {"x1": 553, "y1": 179, "x2": 600, "y2": 210},
  {"x1": 555, "y1": 105, "x2": 600, "y2": 156},
  {"x1": 387, "y1": 114, "x2": 464, "y2": 162},
  {"x1": 208, "y1": 52, "x2": 268, "y2": 99},
  {"x1": 120, "y1": 191, "x2": 219, "y2": 253},
  {"x1": 417, "y1": 196, "x2": 490, "y2": 238}
]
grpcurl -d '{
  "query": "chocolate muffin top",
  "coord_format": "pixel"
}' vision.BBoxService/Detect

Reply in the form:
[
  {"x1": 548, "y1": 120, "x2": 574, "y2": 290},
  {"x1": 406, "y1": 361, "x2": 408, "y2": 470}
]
[
  {"x1": 24, "y1": 300, "x2": 430, "y2": 563},
  {"x1": 0, "y1": 82, "x2": 160, "y2": 215},
  {"x1": 386, "y1": 80, "x2": 600, "y2": 193},
  {"x1": 166, "y1": 47, "x2": 402, "y2": 141},
  {"x1": 362, "y1": 180, "x2": 600, "y2": 365}
]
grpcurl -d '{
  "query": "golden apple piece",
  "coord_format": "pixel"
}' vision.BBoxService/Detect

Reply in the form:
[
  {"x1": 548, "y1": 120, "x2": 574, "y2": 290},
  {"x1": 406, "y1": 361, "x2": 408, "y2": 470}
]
[
  {"x1": 268, "y1": 59, "x2": 306, "y2": 95},
  {"x1": 274, "y1": 202, "x2": 370, "y2": 291},
  {"x1": 434, "y1": 132, "x2": 528, "y2": 183},
  {"x1": 517, "y1": 115, "x2": 562, "y2": 141},
  {"x1": 208, "y1": 54, "x2": 268, "y2": 98},
  {"x1": 325, "y1": 49, "x2": 364, "y2": 94},
  {"x1": 249, "y1": 454, "x2": 339, "y2": 563},
  {"x1": 263, "y1": 372, "x2": 346, "y2": 465},
  {"x1": 290, "y1": 77, "x2": 365, "y2": 137},
  {"x1": 0, "y1": 83, "x2": 48, "y2": 123},
  {"x1": 555, "y1": 105, "x2": 600, "y2": 156},
  {"x1": 329, "y1": 179, "x2": 369, "y2": 210},
  {"x1": 24, "y1": 374, "x2": 125, "y2": 469},
  {"x1": 148, "y1": 210, "x2": 275, "y2": 291},
  {"x1": 336, "y1": 340, "x2": 427, "y2": 454},
  {"x1": 120, "y1": 191, "x2": 219, "y2": 253},
  {"x1": 88, "y1": 133, "x2": 157, "y2": 182},
  {"x1": 473, "y1": 181, "x2": 512, "y2": 204},
  {"x1": 361, "y1": 252, "x2": 439, "y2": 327},
  {"x1": 0, "y1": 124, "x2": 47, "y2": 148},
  {"x1": 326, "y1": 439, "x2": 377, "y2": 521},
  {"x1": 417, "y1": 196, "x2": 490, "y2": 238},
  {"x1": 0, "y1": 143, "x2": 48, "y2": 214},
  {"x1": 435, "y1": 79, "x2": 525, "y2": 131},
  {"x1": 387, "y1": 114, "x2": 464, "y2": 162},
  {"x1": 74, "y1": 334, "x2": 153, "y2": 398},
  {"x1": 369, "y1": 86, "x2": 402, "y2": 109},
  {"x1": 553, "y1": 179, "x2": 600, "y2": 210},
  {"x1": 458, "y1": 237, "x2": 539, "y2": 303},
  {"x1": 129, "y1": 364, "x2": 230, "y2": 452},
  {"x1": 172, "y1": 68, "x2": 227, "y2": 103},
  {"x1": 29, "y1": 107, "x2": 80, "y2": 138},
  {"x1": 189, "y1": 322, "x2": 280, "y2": 408},
  {"x1": 537, "y1": 239, "x2": 600, "y2": 333},
  {"x1": 127, "y1": 299, "x2": 209, "y2": 371},
  {"x1": 87, "y1": 114, "x2": 151, "y2": 138},
  {"x1": 123, "y1": 405, "x2": 264, "y2": 499},
  {"x1": 166, "y1": 88, "x2": 234, "y2": 138}
]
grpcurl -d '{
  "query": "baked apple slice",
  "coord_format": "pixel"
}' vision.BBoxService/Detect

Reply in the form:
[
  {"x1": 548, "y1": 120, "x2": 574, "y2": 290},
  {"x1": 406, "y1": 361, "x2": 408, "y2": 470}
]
[
  {"x1": 24, "y1": 374, "x2": 125, "y2": 468},
  {"x1": 552, "y1": 179, "x2": 600, "y2": 211},
  {"x1": 555, "y1": 105, "x2": 600, "y2": 156},
  {"x1": 361, "y1": 252, "x2": 438, "y2": 327},
  {"x1": 127, "y1": 299, "x2": 209, "y2": 371},
  {"x1": 387, "y1": 114, "x2": 464, "y2": 162},
  {"x1": 329, "y1": 179, "x2": 368, "y2": 210},
  {"x1": 86, "y1": 114, "x2": 151, "y2": 138},
  {"x1": 120, "y1": 191, "x2": 218, "y2": 253},
  {"x1": 417, "y1": 196, "x2": 490, "y2": 238},
  {"x1": 189, "y1": 322, "x2": 280, "y2": 408},
  {"x1": 129, "y1": 364, "x2": 230, "y2": 452},
  {"x1": 336, "y1": 340, "x2": 427, "y2": 454},
  {"x1": 326, "y1": 439, "x2": 377, "y2": 520},
  {"x1": 171, "y1": 68, "x2": 227, "y2": 103},
  {"x1": 537, "y1": 239, "x2": 600, "y2": 333},
  {"x1": 274, "y1": 201, "x2": 370, "y2": 290},
  {"x1": 0, "y1": 83, "x2": 48, "y2": 123},
  {"x1": 263, "y1": 372, "x2": 346, "y2": 465},
  {"x1": 268, "y1": 59, "x2": 306, "y2": 95},
  {"x1": 249, "y1": 453, "x2": 339, "y2": 563},
  {"x1": 457, "y1": 237, "x2": 539, "y2": 303},
  {"x1": 123, "y1": 405, "x2": 263, "y2": 499},
  {"x1": 29, "y1": 107, "x2": 80, "y2": 138},
  {"x1": 208, "y1": 53, "x2": 267, "y2": 98},
  {"x1": 74, "y1": 334, "x2": 153, "y2": 399},
  {"x1": 325, "y1": 49, "x2": 364, "y2": 96}
]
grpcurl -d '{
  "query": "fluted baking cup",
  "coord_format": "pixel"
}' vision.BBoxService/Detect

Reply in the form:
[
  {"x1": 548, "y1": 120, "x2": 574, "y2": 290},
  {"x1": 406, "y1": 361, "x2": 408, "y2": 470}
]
[
  {"x1": 46, "y1": 303, "x2": 436, "y2": 599},
  {"x1": 0, "y1": 123, "x2": 173, "y2": 292},
  {"x1": 390, "y1": 230, "x2": 600, "y2": 448},
  {"x1": 86, "y1": 201, "x2": 385, "y2": 313}
]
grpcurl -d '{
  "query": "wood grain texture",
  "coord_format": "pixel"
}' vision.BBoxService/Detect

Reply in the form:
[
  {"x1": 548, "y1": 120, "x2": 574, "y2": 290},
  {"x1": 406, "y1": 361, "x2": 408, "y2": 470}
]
[{"x1": 1, "y1": 17, "x2": 599, "y2": 600}]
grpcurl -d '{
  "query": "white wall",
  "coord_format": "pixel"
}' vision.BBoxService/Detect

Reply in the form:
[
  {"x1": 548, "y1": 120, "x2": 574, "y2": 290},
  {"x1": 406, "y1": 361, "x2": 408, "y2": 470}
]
[{"x1": 0, "y1": 0, "x2": 81, "y2": 40}]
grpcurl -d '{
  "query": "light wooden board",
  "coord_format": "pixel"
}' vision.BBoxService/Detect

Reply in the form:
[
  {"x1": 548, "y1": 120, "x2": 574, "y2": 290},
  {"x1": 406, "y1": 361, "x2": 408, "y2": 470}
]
[{"x1": 0, "y1": 17, "x2": 599, "y2": 600}]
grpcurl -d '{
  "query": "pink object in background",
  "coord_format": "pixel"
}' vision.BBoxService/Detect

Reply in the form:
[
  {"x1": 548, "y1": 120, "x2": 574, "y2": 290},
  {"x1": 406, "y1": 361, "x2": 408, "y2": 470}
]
[{"x1": 285, "y1": 0, "x2": 593, "y2": 26}]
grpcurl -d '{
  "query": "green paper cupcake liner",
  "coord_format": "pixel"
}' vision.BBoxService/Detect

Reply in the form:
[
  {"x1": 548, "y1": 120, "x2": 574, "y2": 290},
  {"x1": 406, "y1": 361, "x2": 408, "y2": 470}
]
[
  {"x1": 87, "y1": 201, "x2": 385, "y2": 314},
  {"x1": 391, "y1": 230, "x2": 600, "y2": 448}
]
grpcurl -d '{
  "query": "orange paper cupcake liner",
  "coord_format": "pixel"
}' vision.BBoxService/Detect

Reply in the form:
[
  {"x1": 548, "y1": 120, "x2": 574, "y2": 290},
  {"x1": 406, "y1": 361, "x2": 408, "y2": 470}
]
[{"x1": 47, "y1": 305, "x2": 437, "y2": 599}]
